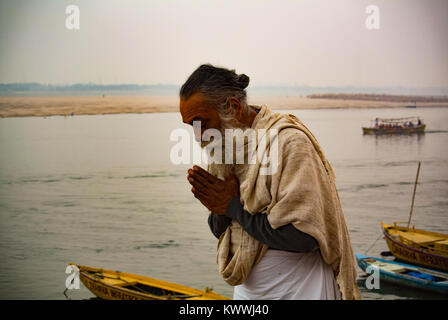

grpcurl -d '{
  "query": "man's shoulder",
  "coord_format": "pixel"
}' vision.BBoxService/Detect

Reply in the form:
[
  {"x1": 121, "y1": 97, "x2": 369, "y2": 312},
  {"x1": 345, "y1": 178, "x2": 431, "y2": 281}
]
[{"x1": 277, "y1": 127, "x2": 312, "y2": 148}]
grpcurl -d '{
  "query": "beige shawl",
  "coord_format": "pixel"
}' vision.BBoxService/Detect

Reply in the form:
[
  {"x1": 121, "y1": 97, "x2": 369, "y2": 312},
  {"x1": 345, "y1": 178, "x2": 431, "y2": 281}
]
[{"x1": 208, "y1": 104, "x2": 361, "y2": 300}]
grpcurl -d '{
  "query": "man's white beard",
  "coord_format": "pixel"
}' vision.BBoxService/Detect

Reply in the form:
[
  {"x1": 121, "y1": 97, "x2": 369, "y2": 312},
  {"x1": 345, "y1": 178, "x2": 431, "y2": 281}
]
[{"x1": 198, "y1": 117, "x2": 249, "y2": 179}]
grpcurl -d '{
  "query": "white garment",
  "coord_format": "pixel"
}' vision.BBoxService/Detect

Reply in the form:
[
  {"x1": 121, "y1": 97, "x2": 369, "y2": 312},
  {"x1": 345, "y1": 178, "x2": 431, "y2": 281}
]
[{"x1": 233, "y1": 249, "x2": 342, "y2": 300}]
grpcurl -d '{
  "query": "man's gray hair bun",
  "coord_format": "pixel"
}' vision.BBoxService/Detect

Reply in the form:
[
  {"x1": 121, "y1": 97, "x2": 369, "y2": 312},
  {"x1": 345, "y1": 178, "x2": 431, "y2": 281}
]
[{"x1": 237, "y1": 74, "x2": 250, "y2": 89}]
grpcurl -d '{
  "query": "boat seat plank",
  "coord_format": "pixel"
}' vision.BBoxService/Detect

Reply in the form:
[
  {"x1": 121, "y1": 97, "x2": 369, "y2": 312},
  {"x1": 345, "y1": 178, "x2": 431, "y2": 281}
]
[
  {"x1": 398, "y1": 232, "x2": 444, "y2": 244},
  {"x1": 116, "y1": 281, "x2": 139, "y2": 287},
  {"x1": 95, "y1": 277, "x2": 127, "y2": 286}
]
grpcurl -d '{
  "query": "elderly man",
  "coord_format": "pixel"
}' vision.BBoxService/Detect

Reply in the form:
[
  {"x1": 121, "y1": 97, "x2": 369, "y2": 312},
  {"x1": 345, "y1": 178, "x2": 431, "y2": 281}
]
[{"x1": 179, "y1": 64, "x2": 360, "y2": 300}]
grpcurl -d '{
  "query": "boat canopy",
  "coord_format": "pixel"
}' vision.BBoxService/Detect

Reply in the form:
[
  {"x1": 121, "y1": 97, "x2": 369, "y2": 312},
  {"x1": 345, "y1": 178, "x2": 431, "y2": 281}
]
[{"x1": 372, "y1": 116, "x2": 423, "y2": 124}]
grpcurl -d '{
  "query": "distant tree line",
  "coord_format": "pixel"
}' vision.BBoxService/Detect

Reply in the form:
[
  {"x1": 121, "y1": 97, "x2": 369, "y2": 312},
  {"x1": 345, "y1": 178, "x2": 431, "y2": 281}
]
[
  {"x1": 0, "y1": 83, "x2": 179, "y2": 93},
  {"x1": 308, "y1": 93, "x2": 448, "y2": 103}
]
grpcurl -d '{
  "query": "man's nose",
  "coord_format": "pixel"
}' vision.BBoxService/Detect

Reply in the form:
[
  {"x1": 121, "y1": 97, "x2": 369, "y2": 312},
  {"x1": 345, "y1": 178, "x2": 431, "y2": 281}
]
[
  {"x1": 194, "y1": 132, "x2": 202, "y2": 142},
  {"x1": 192, "y1": 121, "x2": 203, "y2": 142}
]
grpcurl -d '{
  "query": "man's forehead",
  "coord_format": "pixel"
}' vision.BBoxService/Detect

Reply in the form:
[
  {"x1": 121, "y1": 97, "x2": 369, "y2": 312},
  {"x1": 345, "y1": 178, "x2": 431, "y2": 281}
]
[{"x1": 180, "y1": 92, "x2": 211, "y2": 123}]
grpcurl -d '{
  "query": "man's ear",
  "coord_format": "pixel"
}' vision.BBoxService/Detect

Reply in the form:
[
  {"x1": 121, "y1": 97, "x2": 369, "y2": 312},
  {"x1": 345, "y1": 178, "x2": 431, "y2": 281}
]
[{"x1": 227, "y1": 97, "x2": 243, "y2": 120}]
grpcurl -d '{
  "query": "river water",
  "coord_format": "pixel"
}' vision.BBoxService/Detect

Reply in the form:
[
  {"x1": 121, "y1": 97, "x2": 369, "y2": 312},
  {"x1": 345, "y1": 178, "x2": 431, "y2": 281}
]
[{"x1": 0, "y1": 107, "x2": 447, "y2": 300}]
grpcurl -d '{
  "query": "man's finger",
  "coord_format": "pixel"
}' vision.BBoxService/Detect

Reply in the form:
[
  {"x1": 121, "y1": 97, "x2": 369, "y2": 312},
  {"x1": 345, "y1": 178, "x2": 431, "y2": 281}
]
[
  {"x1": 192, "y1": 188, "x2": 212, "y2": 210},
  {"x1": 189, "y1": 178, "x2": 209, "y2": 195},
  {"x1": 188, "y1": 168, "x2": 212, "y2": 187},
  {"x1": 197, "y1": 197, "x2": 212, "y2": 212},
  {"x1": 193, "y1": 166, "x2": 220, "y2": 183},
  {"x1": 188, "y1": 171, "x2": 211, "y2": 188},
  {"x1": 191, "y1": 186, "x2": 209, "y2": 201},
  {"x1": 193, "y1": 191, "x2": 209, "y2": 208}
]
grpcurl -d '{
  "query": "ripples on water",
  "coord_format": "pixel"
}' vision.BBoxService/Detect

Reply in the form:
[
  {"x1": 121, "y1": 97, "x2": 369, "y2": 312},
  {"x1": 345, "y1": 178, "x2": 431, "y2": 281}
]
[{"x1": 0, "y1": 108, "x2": 447, "y2": 300}]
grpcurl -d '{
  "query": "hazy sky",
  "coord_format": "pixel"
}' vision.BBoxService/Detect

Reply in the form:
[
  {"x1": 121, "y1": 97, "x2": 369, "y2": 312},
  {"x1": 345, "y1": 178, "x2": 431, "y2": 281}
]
[{"x1": 0, "y1": 0, "x2": 447, "y2": 87}]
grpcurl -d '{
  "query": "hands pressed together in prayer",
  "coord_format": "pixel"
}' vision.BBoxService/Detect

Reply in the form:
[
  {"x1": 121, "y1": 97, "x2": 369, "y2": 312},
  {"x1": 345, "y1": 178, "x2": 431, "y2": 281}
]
[{"x1": 187, "y1": 166, "x2": 240, "y2": 215}]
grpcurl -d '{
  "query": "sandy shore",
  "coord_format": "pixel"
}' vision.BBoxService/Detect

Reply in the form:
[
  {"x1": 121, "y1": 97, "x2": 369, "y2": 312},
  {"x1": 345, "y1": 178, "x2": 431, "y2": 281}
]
[{"x1": 1, "y1": 95, "x2": 447, "y2": 118}]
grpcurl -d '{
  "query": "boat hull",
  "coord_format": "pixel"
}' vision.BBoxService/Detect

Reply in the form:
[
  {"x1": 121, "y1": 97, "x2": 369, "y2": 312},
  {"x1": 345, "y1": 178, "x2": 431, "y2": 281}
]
[
  {"x1": 72, "y1": 263, "x2": 230, "y2": 300},
  {"x1": 381, "y1": 223, "x2": 448, "y2": 272},
  {"x1": 362, "y1": 124, "x2": 425, "y2": 135},
  {"x1": 355, "y1": 253, "x2": 448, "y2": 294},
  {"x1": 80, "y1": 273, "x2": 146, "y2": 300}
]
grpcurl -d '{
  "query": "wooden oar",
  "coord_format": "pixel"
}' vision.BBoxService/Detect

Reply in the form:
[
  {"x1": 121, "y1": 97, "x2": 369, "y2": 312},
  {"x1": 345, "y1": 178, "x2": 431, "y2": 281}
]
[{"x1": 407, "y1": 161, "x2": 421, "y2": 228}]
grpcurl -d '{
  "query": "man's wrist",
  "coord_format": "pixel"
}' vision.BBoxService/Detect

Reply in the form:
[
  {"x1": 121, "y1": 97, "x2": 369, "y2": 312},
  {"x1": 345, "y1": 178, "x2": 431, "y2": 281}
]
[{"x1": 225, "y1": 195, "x2": 242, "y2": 219}]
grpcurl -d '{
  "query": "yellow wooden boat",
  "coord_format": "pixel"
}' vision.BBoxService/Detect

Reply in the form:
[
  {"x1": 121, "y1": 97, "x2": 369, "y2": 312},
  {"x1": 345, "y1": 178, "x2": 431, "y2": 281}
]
[
  {"x1": 381, "y1": 222, "x2": 448, "y2": 272},
  {"x1": 69, "y1": 263, "x2": 230, "y2": 300}
]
